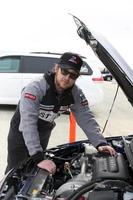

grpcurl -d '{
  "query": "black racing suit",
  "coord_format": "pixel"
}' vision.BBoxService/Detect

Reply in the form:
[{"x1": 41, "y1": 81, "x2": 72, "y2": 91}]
[{"x1": 6, "y1": 72, "x2": 107, "y2": 172}]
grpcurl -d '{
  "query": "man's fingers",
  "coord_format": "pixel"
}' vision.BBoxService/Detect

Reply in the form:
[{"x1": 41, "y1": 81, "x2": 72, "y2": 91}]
[
  {"x1": 37, "y1": 160, "x2": 56, "y2": 174},
  {"x1": 98, "y1": 145, "x2": 116, "y2": 156}
]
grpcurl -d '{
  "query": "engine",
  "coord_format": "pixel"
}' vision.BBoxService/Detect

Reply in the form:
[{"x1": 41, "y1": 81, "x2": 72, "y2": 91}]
[{"x1": 0, "y1": 137, "x2": 133, "y2": 200}]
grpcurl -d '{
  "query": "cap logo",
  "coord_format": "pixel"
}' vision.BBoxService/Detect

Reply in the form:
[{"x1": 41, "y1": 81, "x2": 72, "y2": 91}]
[{"x1": 68, "y1": 56, "x2": 78, "y2": 64}]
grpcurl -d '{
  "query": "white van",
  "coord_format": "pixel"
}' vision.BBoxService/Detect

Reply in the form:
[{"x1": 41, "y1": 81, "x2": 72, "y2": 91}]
[{"x1": 0, "y1": 52, "x2": 103, "y2": 106}]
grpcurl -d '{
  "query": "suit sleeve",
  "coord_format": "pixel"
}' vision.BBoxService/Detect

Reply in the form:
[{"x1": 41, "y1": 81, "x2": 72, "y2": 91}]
[
  {"x1": 19, "y1": 79, "x2": 46, "y2": 156},
  {"x1": 70, "y1": 85, "x2": 107, "y2": 148}
]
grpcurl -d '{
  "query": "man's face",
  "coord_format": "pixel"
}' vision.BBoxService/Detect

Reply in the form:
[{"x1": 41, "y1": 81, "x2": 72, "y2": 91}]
[{"x1": 55, "y1": 65, "x2": 79, "y2": 91}]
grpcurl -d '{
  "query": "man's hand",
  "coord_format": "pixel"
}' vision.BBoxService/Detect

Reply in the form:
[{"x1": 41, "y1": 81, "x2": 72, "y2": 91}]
[
  {"x1": 37, "y1": 160, "x2": 56, "y2": 174},
  {"x1": 97, "y1": 145, "x2": 116, "y2": 156}
]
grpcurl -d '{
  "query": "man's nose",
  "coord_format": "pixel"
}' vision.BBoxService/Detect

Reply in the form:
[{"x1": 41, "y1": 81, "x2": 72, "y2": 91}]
[{"x1": 64, "y1": 74, "x2": 71, "y2": 80}]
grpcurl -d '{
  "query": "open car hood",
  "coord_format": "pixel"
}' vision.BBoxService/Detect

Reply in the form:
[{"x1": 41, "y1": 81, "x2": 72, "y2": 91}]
[{"x1": 72, "y1": 15, "x2": 133, "y2": 106}]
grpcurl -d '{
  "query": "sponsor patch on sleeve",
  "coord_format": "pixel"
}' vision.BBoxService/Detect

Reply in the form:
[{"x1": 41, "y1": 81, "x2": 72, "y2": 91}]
[
  {"x1": 80, "y1": 93, "x2": 88, "y2": 106},
  {"x1": 24, "y1": 93, "x2": 36, "y2": 100}
]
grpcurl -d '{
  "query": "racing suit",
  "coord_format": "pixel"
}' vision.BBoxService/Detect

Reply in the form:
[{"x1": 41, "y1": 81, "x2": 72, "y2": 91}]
[{"x1": 6, "y1": 72, "x2": 107, "y2": 172}]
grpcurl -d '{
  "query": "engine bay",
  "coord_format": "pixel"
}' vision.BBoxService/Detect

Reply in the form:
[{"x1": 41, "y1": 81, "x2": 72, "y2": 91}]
[{"x1": 0, "y1": 135, "x2": 133, "y2": 200}]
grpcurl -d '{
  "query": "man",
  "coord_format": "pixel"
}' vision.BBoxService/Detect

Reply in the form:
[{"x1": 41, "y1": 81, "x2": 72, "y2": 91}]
[{"x1": 6, "y1": 52, "x2": 116, "y2": 174}]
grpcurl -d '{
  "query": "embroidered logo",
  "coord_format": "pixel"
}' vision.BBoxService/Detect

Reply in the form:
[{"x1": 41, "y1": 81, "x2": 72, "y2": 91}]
[
  {"x1": 80, "y1": 93, "x2": 88, "y2": 106},
  {"x1": 69, "y1": 56, "x2": 78, "y2": 64},
  {"x1": 24, "y1": 93, "x2": 36, "y2": 100}
]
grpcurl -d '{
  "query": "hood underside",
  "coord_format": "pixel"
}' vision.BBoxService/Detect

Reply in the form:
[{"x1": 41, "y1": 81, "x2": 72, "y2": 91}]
[{"x1": 72, "y1": 15, "x2": 133, "y2": 106}]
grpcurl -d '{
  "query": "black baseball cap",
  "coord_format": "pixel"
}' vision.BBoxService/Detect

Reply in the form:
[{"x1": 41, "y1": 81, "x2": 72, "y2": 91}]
[{"x1": 58, "y1": 52, "x2": 83, "y2": 72}]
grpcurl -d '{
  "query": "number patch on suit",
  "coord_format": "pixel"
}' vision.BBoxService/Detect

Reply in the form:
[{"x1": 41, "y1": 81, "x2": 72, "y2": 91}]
[{"x1": 39, "y1": 109, "x2": 58, "y2": 122}]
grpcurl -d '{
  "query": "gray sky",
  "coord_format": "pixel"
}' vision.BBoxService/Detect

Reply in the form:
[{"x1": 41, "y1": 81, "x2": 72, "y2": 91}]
[{"x1": 0, "y1": 0, "x2": 133, "y2": 67}]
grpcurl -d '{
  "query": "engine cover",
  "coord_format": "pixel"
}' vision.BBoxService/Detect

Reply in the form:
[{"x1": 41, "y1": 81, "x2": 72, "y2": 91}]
[
  {"x1": 88, "y1": 190, "x2": 118, "y2": 200},
  {"x1": 92, "y1": 153, "x2": 129, "y2": 181}
]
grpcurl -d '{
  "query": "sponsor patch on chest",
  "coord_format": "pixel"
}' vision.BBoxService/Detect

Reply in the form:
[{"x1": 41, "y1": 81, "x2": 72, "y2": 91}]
[
  {"x1": 39, "y1": 109, "x2": 58, "y2": 122},
  {"x1": 80, "y1": 93, "x2": 88, "y2": 106}
]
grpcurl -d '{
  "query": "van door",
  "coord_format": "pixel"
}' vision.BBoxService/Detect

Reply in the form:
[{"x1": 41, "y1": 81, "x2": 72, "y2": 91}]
[{"x1": 0, "y1": 56, "x2": 22, "y2": 105}]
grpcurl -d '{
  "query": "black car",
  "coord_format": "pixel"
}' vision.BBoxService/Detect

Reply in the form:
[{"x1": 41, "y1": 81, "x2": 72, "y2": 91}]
[
  {"x1": 101, "y1": 68, "x2": 113, "y2": 81},
  {"x1": 0, "y1": 15, "x2": 133, "y2": 200}
]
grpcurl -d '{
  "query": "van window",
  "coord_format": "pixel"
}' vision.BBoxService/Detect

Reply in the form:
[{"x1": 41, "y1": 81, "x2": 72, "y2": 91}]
[
  {"x1": 21, "y1": 56, "x2": 59, "y2": 73},
  {"x1": 21, "y1": 56, "x2": 93, "y2": 75},
  {"x1": 80, "y1": 61, "x2": 93, "y2": 75},
  {"x1": 0, "y1": 56, "x2": 20, "y2": 73}
]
